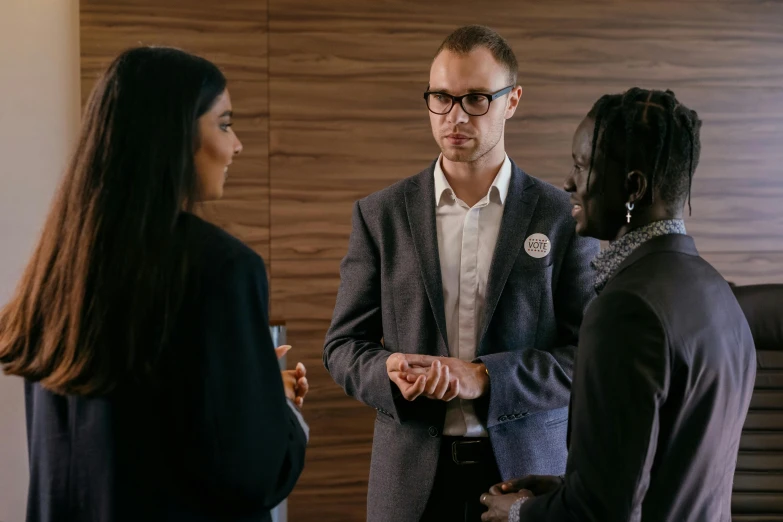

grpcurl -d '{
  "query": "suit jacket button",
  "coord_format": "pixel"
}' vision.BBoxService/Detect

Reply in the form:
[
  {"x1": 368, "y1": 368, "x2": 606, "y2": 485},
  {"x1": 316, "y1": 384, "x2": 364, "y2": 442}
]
[
  {"x1": 428, "y1": 426, "x2": 439, "y2": 437},
  {"x1": 499, "y1": 415, "x2": 508, "y2": 422}
]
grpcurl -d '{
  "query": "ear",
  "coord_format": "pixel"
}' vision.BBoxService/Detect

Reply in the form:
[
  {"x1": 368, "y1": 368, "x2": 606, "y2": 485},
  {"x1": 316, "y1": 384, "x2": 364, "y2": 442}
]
[
  {"x1": 625, "y1": 169, "x2": 649, "y2": 205},
  {"x1": 505, "y1": 86, "x2": 523, "y2": 120}
]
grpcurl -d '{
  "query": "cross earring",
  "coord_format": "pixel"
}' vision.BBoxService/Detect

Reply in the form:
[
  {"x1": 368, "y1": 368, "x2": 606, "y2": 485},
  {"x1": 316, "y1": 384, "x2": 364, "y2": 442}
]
[{"x1": 625, "y1": 202, "x2": 635, "y2": 223}]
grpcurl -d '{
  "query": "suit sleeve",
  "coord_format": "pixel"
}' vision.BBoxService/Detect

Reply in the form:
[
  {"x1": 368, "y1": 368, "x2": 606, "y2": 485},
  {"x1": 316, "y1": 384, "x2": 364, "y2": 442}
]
[
  {"x1": 323, "y1": 201, "x2": 407, "y2": 422},
  {"x1": 477, "y1": 226, "x2": 599, "y2": 425},
  {"x1": 516, "y1": 290, "x2": 670, "y2": 522},
  {"x1": 187, "y1": 251, "x2": 307, "y2": 514}
]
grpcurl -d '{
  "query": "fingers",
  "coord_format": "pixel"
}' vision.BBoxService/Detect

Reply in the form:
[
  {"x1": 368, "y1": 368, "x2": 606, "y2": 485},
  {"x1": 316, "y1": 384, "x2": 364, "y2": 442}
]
[
  {"x1": 386, "y1": 353, "x2": 399, "y2": 372},
  {"x1": 519, "y1": 489, "x2": 535, "y2": 497},
  {"x1": 390, "y1": 372, "x2": 426, "y2": 401},
  {"x1": 281, "y1": 370, "x2": 296, "y2": 401},
  {"x1": 389, "y1": 353, "x2": 453, "y2": 373},
  {"x1": 274, "y1": 345, "x2": 292, "y2": 360},
  {"x1": 405, "y1": 374, "x2": 426, "y2": 401},
  {"x1": 499, "y1": 480, "x2": 539, "y2": 496},
  {"x1": 388, "y1": 355, "x2": 464, "y2": 402},
  {"x1": 388, "y1": 354, "x2": 426, "y2": 401},
  {"x1": 490, "y1": 477, "x2": 534, "y2": 495},
  {"x1": 433, "y1": 365, "x2": 450, "y2": 399},
  {"x1": 404, "y1": 373, "x2": 459, "y2": 401},
  {"x1": 424, "y1": 360, "x2": 443, "y2": 396},
  {"x1": 281, "y1": 370, "x2": 296, "y2": 386},
  {"x1": 488, "y1": 484, "x2": 505, "y2": 496},
  {"x1": 399, "y1": 366, "x2": 428, "y2": 384},
  {"x1": 295, "y1": 362, "x2": 306, "y2": 378},
  {"x1": 500, "y1": 479, "x2": 526, "y2": 494},
  {"x1": 500, "y1": 475, "x2": 542, "y2": 494},
  {"x1": 386, "y1": 352, "x2": 410, "y2": 373},
  {"x1": 295, "y1": 376, "x2": 309, "y2": 400}
]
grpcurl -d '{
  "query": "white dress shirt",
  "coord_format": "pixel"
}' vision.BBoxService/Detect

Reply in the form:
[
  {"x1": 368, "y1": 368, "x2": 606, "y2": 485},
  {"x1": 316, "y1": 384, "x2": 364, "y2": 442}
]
[{"x1": 434, "y1": 154, "x2": 512, "y2": 437}]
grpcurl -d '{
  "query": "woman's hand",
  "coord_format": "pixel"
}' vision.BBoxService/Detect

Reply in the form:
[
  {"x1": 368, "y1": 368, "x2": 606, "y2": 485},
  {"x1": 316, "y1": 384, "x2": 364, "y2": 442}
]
[{"x1": 276, "y1": 345, "x2": 309, "y2": 408}]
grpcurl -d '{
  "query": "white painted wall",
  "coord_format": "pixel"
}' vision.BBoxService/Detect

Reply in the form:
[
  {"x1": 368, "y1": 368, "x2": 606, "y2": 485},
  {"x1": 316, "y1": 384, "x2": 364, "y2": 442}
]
[{"x1": 0, "y1": 1, "x2": 80, "y2": 520}]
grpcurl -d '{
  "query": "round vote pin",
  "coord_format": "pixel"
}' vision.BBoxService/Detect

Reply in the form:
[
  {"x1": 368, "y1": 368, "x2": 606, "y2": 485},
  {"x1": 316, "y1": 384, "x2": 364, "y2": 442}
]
[{"x1": 524, "y1": 233, "x2": 551, "y2": 259}]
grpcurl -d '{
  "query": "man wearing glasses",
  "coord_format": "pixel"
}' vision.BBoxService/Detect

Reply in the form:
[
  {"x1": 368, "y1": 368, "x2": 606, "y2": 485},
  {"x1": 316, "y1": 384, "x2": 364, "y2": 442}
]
[{"x1": 324, "y1": 25, "x2": 599, "y2": 522}]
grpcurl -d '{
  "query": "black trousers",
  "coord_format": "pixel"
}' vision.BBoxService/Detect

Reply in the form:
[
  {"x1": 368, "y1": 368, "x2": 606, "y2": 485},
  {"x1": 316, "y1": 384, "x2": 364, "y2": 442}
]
[{"x1": 420, "y1": 437, "x2": 502, "y2": 522}]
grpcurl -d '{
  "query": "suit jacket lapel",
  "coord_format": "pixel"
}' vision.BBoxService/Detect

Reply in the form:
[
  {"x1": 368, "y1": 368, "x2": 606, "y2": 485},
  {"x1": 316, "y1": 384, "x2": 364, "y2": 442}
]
[
  {"x1": 478, "y1": 162, "x2": 539, "y2": 349},
  {"x1": 405, "y1": 166, "x2": 449, "y2": 355}
]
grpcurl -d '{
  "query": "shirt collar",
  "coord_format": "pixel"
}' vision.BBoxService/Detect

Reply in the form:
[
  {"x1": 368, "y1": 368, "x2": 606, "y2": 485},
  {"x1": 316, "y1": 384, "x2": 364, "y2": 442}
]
[
  {"x1": 591, "y1": 219, "x2": 687, "y2": 292},
  {"x1": 433, "y1": 154, "x2": 512, "y2": 207}
]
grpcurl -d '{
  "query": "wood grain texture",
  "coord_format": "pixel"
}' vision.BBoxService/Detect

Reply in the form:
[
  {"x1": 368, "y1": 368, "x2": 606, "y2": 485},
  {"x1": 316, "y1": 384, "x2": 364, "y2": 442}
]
[
  {"x1": 271, "y1": 258, "x2": 341, "y2": 321},
  {"x1": 270, "y1": 80, "x2": 783, "y2": 258},
  {"x1": 269, "y1": 0, "x2": 783, "y2": 85},
  {"x1": 80, "y1": 0, "x2": 270, "y2": 259},
  {"x1": 702, "y1": 252, "x2": 783, "y2": 285},
  {"x1": 280, "y1": 319, "x2": 375, "y2": 522}
]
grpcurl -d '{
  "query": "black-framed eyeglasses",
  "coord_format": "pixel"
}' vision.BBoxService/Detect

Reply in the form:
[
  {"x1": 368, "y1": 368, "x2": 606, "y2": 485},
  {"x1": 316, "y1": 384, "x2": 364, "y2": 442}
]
[{"x1": 423, "y1": 85, "x2": 514, "y2": 116}]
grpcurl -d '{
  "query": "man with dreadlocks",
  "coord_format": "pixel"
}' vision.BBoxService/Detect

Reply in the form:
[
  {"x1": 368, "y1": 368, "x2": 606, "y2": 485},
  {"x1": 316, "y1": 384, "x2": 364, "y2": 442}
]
[{"x1": 480, "y1": 88, "x2": 757, "y2": 522}]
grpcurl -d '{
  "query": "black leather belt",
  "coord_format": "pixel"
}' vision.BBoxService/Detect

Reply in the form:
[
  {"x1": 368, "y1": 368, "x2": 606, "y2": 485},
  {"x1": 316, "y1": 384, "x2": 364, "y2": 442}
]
[{"x1": 443, "y1": 436, "x2": 492, "y2": 466}]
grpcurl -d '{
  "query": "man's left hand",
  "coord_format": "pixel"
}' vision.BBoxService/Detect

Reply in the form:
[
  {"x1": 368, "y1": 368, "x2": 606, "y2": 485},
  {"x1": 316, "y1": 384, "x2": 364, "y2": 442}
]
[{"x1": 480, "y1": 490, "x2": 534, "y2": 522}]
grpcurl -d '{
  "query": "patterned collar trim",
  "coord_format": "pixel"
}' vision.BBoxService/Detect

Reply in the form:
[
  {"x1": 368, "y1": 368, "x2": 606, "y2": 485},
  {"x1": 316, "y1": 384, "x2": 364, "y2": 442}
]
[{"x1": 591, "y1": 219, "x2": 687, "y2": 292}]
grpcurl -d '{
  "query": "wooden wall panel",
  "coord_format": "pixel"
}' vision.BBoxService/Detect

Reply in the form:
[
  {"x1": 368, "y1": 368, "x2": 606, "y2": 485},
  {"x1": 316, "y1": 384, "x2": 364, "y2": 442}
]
[
  {"x1": 282, "y1": 318, "x2": 376, "y2": 515},
  {"x1": 270, "y1": 80, "x2": 783, "y2": 257},
  {"x1": 269, "y1": 1, "x2": 783, "y2": 86},
  {"x1": 80, "y1": 1, "x2": 270, "y2": 259},
  {"x1": 268, "y1": 1, "x2": 783, "y2": 520}
]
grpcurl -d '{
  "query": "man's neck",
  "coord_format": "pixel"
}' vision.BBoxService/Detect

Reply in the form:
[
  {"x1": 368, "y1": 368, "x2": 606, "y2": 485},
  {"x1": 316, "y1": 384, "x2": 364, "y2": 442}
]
[{"x1": 441, "y1": 147, "x2": 506, "y2": 208}]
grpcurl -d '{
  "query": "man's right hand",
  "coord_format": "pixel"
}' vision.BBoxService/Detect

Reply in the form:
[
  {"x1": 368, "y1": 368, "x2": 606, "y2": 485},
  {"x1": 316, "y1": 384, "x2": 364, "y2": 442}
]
[{"x1": 386, "y1": 353, "x2": 460, "y2": 402}]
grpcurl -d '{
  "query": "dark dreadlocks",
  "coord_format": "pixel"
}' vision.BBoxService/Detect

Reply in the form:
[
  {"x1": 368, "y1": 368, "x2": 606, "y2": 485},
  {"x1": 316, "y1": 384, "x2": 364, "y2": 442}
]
[{"x1": 586, "y1": 88, "x2": 702, "y2": 214}]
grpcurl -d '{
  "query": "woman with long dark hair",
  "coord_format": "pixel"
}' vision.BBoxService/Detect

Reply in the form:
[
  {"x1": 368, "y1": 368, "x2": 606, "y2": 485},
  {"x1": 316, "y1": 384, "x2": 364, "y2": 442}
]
[{"x1": 0, "y1": 46, "x2": 308, "y2": 522}]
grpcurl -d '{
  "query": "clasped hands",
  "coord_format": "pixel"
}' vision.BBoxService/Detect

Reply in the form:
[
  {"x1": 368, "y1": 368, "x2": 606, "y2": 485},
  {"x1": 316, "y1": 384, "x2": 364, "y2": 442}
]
[
  {"x1": 386, "y1": 353, "x2": 489, "y2": 402},
  {"x1": 478, "y1": 474, "x2": 564, "y2": 521}
]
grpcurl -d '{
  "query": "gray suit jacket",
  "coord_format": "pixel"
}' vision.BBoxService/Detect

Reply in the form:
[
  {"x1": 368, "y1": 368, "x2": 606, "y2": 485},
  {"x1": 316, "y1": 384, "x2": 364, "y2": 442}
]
[{"x1": 323, "y1": 160, "x2": 599, "y2": 521}]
